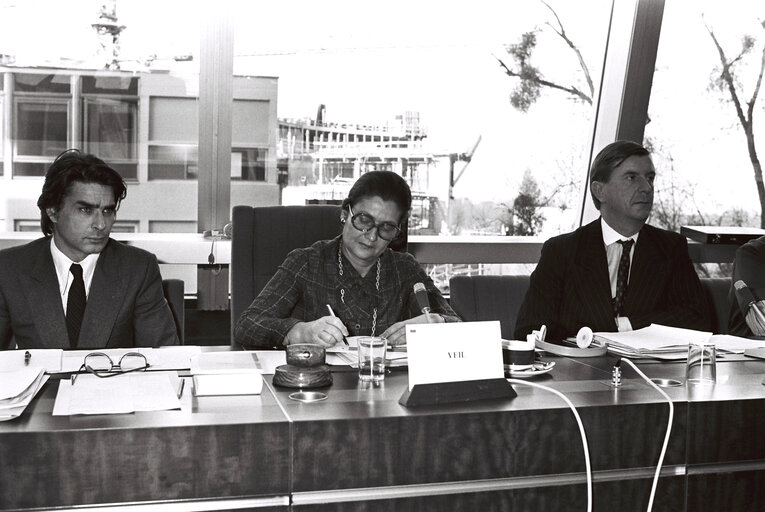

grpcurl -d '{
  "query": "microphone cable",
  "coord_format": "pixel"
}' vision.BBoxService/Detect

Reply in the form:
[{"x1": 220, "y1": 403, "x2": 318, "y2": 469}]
[
  {"x1": 618, "y1": 358, "x2": 674, "y2": 512},
  {"x1": 506, "y1": 378, "x2": 592, "y2": 512}
]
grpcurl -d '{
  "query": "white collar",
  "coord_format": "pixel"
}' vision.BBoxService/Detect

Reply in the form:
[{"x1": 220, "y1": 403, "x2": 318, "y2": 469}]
[
  {"x1": 600, "y1": 218, "x2": 639, "y2": 247},
  {"x1": 49, "y1": 237, "x2": 101, "y2": 292}
]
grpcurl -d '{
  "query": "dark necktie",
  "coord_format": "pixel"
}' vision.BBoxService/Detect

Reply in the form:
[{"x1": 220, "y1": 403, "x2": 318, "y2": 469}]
[
  {"x1": 66, "y1": 264, "x2": 86, "y2": 349},
  {"x1": 613, "y1": 239, "x2": 634, "y2": 318}
]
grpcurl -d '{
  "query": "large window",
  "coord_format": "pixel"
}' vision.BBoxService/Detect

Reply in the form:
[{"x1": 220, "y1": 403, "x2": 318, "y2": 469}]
[
  {"x1": 82, "y1": 75, "x2": 139, "y2": 180},
  {"x1": 647, "y1": 1, "x2": 764, "y2": 232},
  {"x1": 233, "y1": 1, "x2": 612, "y2": 240}
]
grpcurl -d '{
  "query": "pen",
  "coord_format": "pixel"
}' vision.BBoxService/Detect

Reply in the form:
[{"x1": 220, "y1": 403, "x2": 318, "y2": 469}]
[
  {"x1": 176, "y1": 378, "x2": 185, "y2": 399},
  {"x1": 24, "y1": 351, "x2": 31, "y2": 366},
  {"x1": 326, "y1": 304, "x2": 349, "y2": 346}
]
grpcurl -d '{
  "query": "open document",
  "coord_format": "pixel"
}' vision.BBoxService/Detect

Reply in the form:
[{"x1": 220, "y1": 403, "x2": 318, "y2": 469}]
[
  {"x1": 326, "y1": 337, "x2": 408, "y2": 367},
  {"x1": 53, "y1": 372, "x2": 181, "y2": 415}
]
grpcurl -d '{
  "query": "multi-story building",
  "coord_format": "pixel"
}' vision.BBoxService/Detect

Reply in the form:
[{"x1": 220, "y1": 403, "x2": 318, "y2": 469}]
[{"x1": 0, "y1": 66, "x2": 279, "y2": 233}]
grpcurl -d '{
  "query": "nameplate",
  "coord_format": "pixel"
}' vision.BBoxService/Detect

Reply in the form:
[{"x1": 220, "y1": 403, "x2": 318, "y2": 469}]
[{"x1": 405, "y1": 321, "x2": 504, "y2": 391}]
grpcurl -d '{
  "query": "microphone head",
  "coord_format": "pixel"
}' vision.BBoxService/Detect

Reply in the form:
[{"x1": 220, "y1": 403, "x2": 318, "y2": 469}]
[
  {"x1": 413, "y1": 282, "x2": 430, "y2": 312},
  {"x1": 734, "y1": 280, "x2": 758, "y2": 314}
]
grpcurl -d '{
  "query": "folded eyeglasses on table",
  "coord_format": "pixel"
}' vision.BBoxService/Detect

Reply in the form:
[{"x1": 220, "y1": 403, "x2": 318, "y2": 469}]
[{"x1": 70, "y1": 352, "x2": 150, "y2": 384}]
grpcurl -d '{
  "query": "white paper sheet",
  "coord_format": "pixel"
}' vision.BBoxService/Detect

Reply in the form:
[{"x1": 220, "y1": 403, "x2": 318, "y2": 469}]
[
  {"x1": 0, "y1": 349, "x2": 63, "y2": 373},
  {"x1": 53, "y1": 372, "x2": 181, "y2": 415}
]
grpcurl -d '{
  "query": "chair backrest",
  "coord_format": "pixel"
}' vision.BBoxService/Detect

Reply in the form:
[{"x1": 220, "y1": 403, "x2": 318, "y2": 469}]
[
  {"x1": 162, "y1": 278, "x2": 185, "y2": 344},
  {"x1": 449, "y1": 275, "x2": 531, "y2": 340},
  {"x1": 230, "y1": 205, "x2": 343, "y2": 335},
  {"x1": 700, "y1": 277, "x2": 730, "y2": 334}
]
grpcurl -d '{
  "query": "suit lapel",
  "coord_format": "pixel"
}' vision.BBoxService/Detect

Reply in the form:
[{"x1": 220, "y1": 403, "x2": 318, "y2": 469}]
[
  {"x1": 626, "y1": 225, "x2": 668, "y2": 312},
  {"x1": 78, "y1": 240, "x2": 127, "y2": 349},
  {"x1": 21, "y1": 243, "x2": 70, "y2": 349},
  {"x1": 573, "y1": 220, "x2": 617, "y2": 327}
]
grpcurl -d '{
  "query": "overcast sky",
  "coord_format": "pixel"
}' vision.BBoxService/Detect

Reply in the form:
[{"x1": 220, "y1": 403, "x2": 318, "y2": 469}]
[{"x1": 1, "y1": 0, "x2": 763, "y2": 225}]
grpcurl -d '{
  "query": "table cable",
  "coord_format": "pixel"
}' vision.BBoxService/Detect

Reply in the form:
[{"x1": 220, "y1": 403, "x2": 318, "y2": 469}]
[
  {"x1": 506, "y1": 378, "x2": 593, "y2": 512},
  {"x1": 617, "y1": 357, "x2": 674, "y2": 512}
]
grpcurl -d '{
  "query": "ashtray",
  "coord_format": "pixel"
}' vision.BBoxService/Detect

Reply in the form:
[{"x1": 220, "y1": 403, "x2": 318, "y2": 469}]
[
  {"x1": 288, "y1": 391, "x2": 328, "y2": 402},
  {"x1": 273, "y1": 364, "x2": 333, "y2": 389}
]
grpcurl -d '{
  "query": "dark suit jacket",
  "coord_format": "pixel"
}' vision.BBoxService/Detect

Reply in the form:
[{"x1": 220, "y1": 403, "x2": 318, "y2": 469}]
[
  {"x1": 728, "y1": 235, "x2": 765, "y2": 337},
  {"x1": 0, "y1": 237, "x2": 179, "y2": 350},
  {"x1": 515, "y1": 219, "x2": 709, "y2": 342}
]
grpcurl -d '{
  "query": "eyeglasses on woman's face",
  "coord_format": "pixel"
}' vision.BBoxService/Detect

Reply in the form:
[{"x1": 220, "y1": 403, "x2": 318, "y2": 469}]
[{"x1": 348, "y1": 205, "x2": 401, "y2": 241}]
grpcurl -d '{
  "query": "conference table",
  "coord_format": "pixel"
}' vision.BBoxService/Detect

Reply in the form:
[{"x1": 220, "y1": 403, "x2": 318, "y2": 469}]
[{"x1": 2, "y1": 351, "x2": 765, "y2": 512}]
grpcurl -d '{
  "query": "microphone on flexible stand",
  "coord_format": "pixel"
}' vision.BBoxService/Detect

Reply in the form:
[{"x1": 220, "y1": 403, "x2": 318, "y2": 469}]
[
  {"x1": 413, "y1": 282, "x2": 433, "y2": 323},
  {"x1": 734, "y1": 280, "x2": 765, "y2": 335}
]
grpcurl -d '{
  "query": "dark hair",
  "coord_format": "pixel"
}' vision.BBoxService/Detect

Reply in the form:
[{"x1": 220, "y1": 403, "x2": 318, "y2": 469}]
[
  {"x1": 589, "y1": 140, "x2": 650, "y2": 209},
  {"x1": 37, "y1": 149, "x2": 127, "y2": 235},
  {"x1": 341, "y1": 171, "x2": 412, "y2": 222}
]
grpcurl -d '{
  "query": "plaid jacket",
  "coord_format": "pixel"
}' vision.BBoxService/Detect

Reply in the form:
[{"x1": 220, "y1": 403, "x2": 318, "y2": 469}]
[{"x1": 234, "y1": 236, "x2": 459, "y2": 349}]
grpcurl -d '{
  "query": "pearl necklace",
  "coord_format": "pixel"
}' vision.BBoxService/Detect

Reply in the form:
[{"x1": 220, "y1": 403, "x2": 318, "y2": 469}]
[{"x1": 338, "y1": 241, "x2": 381, "y2": 336}]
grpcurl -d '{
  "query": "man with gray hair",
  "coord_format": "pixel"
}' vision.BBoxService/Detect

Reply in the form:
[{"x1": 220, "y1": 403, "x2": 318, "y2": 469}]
[{"x1": 515, "y1": 140, "x2": 708, "y2": 342}]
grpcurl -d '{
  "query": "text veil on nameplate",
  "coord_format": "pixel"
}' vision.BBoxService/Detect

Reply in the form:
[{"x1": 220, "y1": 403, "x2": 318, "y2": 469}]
[{"x1": 405, "y1": 321, "x2": 504, "y2": 391}]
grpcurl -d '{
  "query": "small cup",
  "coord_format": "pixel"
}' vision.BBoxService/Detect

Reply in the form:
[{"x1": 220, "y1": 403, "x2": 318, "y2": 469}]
[
  {"x1": 686, "y1": 340, "x2": 716, "y2": 385},
  {"x1": 357, "y1": 336, "x2": 387, "y2": 382},
  {"x1": 502, "y1": 339, "x2": 535, "y2": 370}
]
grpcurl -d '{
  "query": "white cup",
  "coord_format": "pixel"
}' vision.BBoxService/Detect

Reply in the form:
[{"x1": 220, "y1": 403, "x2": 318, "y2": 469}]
[{"x1": 502, "y1": 339, "x2": 535, "y2": 370}]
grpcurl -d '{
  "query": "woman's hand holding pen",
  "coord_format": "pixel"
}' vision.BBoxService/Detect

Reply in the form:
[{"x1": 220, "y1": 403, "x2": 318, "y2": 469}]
[{"x1": 285, "y1": 316, "x2": 349, "y2": 347}]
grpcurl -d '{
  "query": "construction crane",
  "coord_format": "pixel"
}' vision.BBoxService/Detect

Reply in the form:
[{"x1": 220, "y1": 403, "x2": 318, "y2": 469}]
[{"x1": 437, "y1": 136, "x2": 482, "y2": 199}]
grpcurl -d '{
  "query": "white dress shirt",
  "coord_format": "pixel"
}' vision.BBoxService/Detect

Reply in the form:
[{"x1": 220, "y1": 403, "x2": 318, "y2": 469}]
[
  {"x1": 600, "y1": 218, "x2": 639, "y2": 331},
  {"x1": 50, "y1": 238, "x2": 100, "y2": 315}
]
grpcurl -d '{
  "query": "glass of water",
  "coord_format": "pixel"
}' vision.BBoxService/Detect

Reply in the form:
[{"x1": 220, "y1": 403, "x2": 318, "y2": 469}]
[{"x1": 357, "y1": 336, "x2": 387, "y2": 382}]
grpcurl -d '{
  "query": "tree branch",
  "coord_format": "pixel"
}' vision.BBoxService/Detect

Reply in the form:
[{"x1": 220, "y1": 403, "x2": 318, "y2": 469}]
[
  {"x1": 541, "y1": 0, "x2": 594, "y2": 98},
  {"x1": 494, "y1": 55, "x2": 592, "y2": 104},
  {"x1": 706, "y1": 21, "x2": 750, "y2": 131}
]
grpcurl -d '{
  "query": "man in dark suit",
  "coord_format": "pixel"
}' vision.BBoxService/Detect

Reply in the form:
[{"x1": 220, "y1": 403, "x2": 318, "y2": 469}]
[
  {"x1": 0, "y1": 150, "x2": 179, "y2": 350},
  {"x1": 515, "y1": 140, "x2": 709, "y2": 342},
  {"x1": 728, "y1": 235, "x2": 765, "y2": 337}
]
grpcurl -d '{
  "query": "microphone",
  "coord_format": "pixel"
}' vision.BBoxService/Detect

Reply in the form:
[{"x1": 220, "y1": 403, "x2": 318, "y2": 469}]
[
  {"x1": 734, "y1": 280, "x2": 757, "y2": 313},
  {"x1": 413, "y1": 282, "x2": 432, "y2": 321},
  {"x1": 734, "y1": 280, "x2": 765, "y2": 335}
]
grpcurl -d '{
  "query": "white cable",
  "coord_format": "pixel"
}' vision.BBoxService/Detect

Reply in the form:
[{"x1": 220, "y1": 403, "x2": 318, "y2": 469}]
[
  {"x1": 618, "y1": 358, "x2": 674, "y2": 512},
  {"x1": 507, "y1": 378, "x2": 592, "y2": 512}
]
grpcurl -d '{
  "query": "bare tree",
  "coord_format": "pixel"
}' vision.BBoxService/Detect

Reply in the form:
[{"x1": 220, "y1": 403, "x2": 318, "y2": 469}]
[
  {"x1": 706, "y1": 18, "x2": 765, "y2": 227},
  {"x1": 495, "y1": 1, "x2": 594, "y2": 112}
]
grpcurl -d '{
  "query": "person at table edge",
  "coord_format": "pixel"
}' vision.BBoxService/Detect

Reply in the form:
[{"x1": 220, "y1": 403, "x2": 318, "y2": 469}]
[
  {"x1": 728, "y1": 235, "x2": 765, "y2": 337},
  {"x1": 234, "y1": 170, "x2": 460, "y2": 350},
  {"x1": 0, "y1": 150, "x2": 179, "y2": 350},
  {"x1": 515, "y1": 140, "x2": 709, "y2": 342}
]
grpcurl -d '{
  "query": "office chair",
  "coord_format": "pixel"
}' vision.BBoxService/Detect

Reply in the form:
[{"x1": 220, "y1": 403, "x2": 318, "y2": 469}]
[
  {"x1": 230, "y1": 205, "x2": 343, "y2": 341},
  {"x1": 162, "y1": 278, "x2": 185, "y2": 344},
  {"x1": 449, "y1": 275, "x2": 531, "y2": 340}
]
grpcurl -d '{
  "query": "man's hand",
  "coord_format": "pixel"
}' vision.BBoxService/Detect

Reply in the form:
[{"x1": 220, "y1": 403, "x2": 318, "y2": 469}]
[
  {"x1": 380, "y1": 313, "x2": 444, "y2": 349},
  {"x1": 285, "y1": 316, "x2": 348, "y2": 347}
]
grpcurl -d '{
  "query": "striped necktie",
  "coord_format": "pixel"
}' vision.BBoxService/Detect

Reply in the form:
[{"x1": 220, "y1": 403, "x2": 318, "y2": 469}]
[{"x1": 613, "y1": 239, "x2": 634, "y2": 318}]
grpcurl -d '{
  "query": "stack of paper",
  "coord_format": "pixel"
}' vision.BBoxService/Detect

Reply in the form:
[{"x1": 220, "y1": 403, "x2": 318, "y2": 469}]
[
  {"x1": 0, "y1": 366, "x2": 49, "y2": 421},
  {"x1": 190, "y1": 351, "x2": 263, "y2": 396},
  {"x1": 596, "y1": 325, "x2": 712, "y2": 360}
]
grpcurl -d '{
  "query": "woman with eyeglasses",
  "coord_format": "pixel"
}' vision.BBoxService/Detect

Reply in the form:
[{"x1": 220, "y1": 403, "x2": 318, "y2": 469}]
[{"x1": 234, "y1": 171, "x2": 460, "y2": 350}]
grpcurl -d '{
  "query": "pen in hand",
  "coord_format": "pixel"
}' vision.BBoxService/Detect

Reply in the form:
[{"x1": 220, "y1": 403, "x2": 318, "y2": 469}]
[{"x1": 326, "y1": 304, "x2": 349, "y2": 346}]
